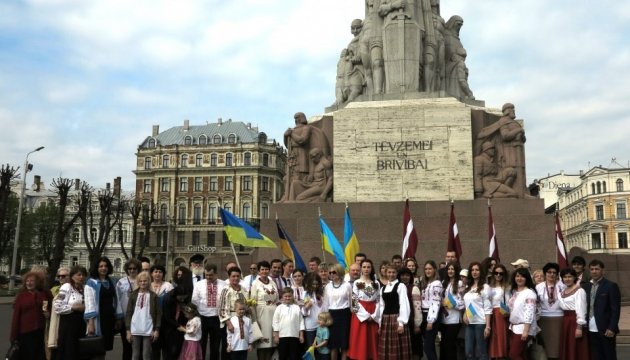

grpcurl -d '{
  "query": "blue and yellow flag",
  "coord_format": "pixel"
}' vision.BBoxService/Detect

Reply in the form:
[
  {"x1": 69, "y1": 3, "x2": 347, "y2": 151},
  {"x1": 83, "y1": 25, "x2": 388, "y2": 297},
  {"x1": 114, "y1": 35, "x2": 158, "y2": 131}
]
[
  {"x1": 499, "y1": 301, "x2": 510, "y2": 316},
  {"x1": 277, "y1": 219, "x2": 307, "y2": 272},
  {"x1": 465, "y1": 303, "x2": 478, "y2": 320},
  {"x1": 303, "y1": 346, "x2": 316, "y2": 360},
  {"x1": 319, "y1": 216, "x2": 347, "y2": 268},
  {"x1": 343, "y1": 206, "x2": 360, "y2": 270},
  {"x1": 219, "y1": 208, "x2": 276, "y2": 248},
  {"x1": 443, "y1": 291, "x2": 457, "y2": 309}
]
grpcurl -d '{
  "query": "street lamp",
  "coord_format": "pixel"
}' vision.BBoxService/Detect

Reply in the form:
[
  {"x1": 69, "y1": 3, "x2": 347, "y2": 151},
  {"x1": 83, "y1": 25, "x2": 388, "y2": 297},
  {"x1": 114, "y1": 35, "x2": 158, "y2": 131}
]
[{"x1": 9, "y1": 146, "x2": 44, "y2": 291}]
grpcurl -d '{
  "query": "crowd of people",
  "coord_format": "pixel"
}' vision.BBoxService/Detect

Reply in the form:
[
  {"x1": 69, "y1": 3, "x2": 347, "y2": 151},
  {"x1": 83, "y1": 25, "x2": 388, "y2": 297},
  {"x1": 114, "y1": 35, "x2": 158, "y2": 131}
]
[{"x1": 8, "y1": 252, "x2": 621, "y2": 360}]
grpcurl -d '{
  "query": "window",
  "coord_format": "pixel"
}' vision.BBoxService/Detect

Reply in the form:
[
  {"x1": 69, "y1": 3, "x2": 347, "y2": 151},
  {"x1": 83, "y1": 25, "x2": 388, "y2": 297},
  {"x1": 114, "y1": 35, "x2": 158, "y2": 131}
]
[
  {"x1": 226, "y1": 153, "x2": 233, "y2": 166},
  {"x1": 595, "y1": 205, "x2": 604, "y2": 220},
  {"x1": 617, "y1": 179, "x2": 624, "y2": 192},
  {"x1": 243, "y1": 176, "x2": 252, "y2": 191},
  {"x1": 177, "y1": 231, "x2": 185, "y2": 247},
  {"x1": 148, "y1": 138, "x2": 156, "y2": 148},
  {"x1": 213, "y1": 134, "x2": 222, "y2": 144},
  {"x1": 192, "y1": 231, "x2": 200, "y2": 245},
  {"x1": 72, "y1": 228, "x2": 80, "y2": 242},
  {"x1": 144, "y1": 157, "x2": 151, "y2": 170},
  {"x1": 261, "y1": 176, "x2": 269, "y2": 191},
  {"x1": 162, "y1": 155, "x2": 169, "y2": 168},
  {"x1": 617, "y1": 203, "x2": 627, "y2": 219},
  {"x1": 143, "y1": 179, "x2": 151, "y2": 193},
  {"x1": 592, "y1": 233, "x2": 602, "y2": 249},
  {"x1": 72, "y1": 256, "x2": 78, "y2": 266},
  {"x1": 619, "y1": 232, "x2": 628, "y2": 248},
  {"x1": 262, "y1": 153, "x2": 269, "y2": 167},
  {"x1": 198, "y1": 135, "x2": 207, "y2": 145},
  {"x1": 224, "y1": 202, "x2": 231, "y2": 212},
  {"x1": 210, "y1": 177, "x2": 218, "y2": 191},
  {"x1": 597, "y1": 181, "x2": 602, "y2": 194},
  {"x1": 207, "y1": 231, "x2": 215, "y2": 246},
  {"x1": 603, "y1": 181, "x2": 607, "y2": 193},
  {"x1": 160, "y1": 178, "x2": 169, "y2": 192},
  {"x1": 592, "y1": 183, "x2": 595, "y2": 195},
  {"x1": 244, "y1": 152, "x2": 251, "y2": 166},
  {"x1": 228, "y1": 134, "x2": 236, "y2": 144},
  {"x1": 179, "y1": 177, "x2": 188, "y2": 192},
  {"x1": 156, "y1": 231, "x2": 162, "y2": 248},
  {"x1": 211, "y1": 153, "x2": 217, "y2": 167},
  {"x1": 184, "y1": 136, "x2": 192, "y2": 145},
  {"x1": 225, "y1": 176, "x2": 233, "y2": 191},
  {"x1": 222, "y1": 231, "x2": 230, "y2": 247},
  {"x1": 194, "y1": 177, "x2": 202, "y2": 192},
  {"x1": 242, "y1": 203, "x2": 251, "y2": 220},
  {"x1": 160, "y1": 204, "x2": 167, "y2": 224},
  {"x1": 208, "y1": 204, "x2": 217, "y2": 224},
  {"x1": 261, "y1": 203, "x2": 269, "y2": 219},
  {"x1": 91, "y1": 228, "x2": 97, "y2": 242},
  {"x1": 181, "y1": 154, "x2": 188, "y2": 167},
  {"x1": 195, "y1": 154, "x2": 203, "y2": 167},
  {"x1": 193, "y1": 204, "x2": 201, "y2": 224},
  {"x1": 178, "y1": 205, "x2": 186, "y2": 225}
]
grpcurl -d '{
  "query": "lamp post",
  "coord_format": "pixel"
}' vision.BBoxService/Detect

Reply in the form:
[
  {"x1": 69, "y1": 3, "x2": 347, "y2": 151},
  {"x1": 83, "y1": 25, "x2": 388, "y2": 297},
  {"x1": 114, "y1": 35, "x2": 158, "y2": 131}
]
[{"x1": 9, "y1": 146, "x2": 44, "y2": 292}]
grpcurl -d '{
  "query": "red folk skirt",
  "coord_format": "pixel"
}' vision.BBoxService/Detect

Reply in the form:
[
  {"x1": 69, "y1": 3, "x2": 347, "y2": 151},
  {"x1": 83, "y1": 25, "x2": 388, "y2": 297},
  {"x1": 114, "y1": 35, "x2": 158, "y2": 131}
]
[
  {"x1": 347, "y1": 300, "x2": 379, "y2": 360},
  {"x1": 560, "y1": 310, "x2": 589, "y2": 360},
  {"x1": 488, "y1": 307, "x2": 509, "y2": 358}
]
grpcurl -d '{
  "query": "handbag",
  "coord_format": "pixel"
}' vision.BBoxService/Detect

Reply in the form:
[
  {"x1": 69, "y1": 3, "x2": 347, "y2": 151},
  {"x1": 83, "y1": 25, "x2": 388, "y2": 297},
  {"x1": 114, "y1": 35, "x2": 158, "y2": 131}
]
[
  {"x1": 251, "y1": 321, "x2": 264, "y2": 343},
  {"x1": 78, "y1": 335, "x2": 106, "y2": 358},
  {"x1": 5, "y1": 341, "x2": 19, "y2": 360}
]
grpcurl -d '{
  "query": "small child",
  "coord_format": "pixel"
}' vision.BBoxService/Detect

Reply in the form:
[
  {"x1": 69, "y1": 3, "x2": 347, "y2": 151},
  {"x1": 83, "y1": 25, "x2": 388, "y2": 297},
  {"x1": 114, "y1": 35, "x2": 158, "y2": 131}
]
[
  {"x1": 125, "y1": 271, "x2": 161, "y2": 360},
  {"x1": 314, "y1": 312, "x2": 332, "y2": 360},
  {"x1": 272, "y1": 287, "x2": 305, "y2": 360},
  {"x1": 226, "y1": 299, "x2": 253, "y2": 360},
  {"x1": 177, "y1": 303, "x2": 202, "y2": 360}
]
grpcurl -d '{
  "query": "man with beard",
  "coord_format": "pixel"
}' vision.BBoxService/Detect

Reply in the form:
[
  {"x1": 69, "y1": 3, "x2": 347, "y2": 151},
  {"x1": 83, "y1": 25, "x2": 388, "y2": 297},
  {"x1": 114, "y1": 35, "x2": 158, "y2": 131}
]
[{"x1": 190, "y1": 254, "x2": 205, "y2": 285}]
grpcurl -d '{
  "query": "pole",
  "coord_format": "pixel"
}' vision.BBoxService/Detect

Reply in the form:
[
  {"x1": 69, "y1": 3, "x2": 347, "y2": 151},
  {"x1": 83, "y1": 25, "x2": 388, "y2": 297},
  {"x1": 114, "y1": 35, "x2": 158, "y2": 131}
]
[
  {"x1": 9, "y1": 146, "x2": 44, "y2": 292},
  {"x1": 230, "y1": 242, "x2": 242, "y2": 271},
  {"x1": 318, "y1": 207, "x2": 326, "y2": 263}
]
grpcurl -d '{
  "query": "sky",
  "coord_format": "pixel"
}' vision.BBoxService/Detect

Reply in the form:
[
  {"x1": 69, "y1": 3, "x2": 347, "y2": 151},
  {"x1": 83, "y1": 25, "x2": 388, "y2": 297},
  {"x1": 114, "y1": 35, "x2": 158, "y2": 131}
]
[{"x1": 2, "y1": 0, "x2": 630, "y2": 191}]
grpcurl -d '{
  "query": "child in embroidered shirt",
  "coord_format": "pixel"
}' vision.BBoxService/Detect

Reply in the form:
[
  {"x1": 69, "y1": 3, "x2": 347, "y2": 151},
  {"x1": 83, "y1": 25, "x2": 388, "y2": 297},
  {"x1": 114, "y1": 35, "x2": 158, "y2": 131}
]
[
  {"x1": 273, "y1": 287, "x2": 305, "y2": 360},
  {"x1": 177, "y1": 303, "x2": 202, "y2": 360},
  {"x1": 226, "y1": 299, "x2": 253, "y2": 360},
  {"x1": 125, "y1": 271, "x2": 161, "y2": 360},
  {"x1": 314, "y1": 311, "x2": 332, "y2": 360}
]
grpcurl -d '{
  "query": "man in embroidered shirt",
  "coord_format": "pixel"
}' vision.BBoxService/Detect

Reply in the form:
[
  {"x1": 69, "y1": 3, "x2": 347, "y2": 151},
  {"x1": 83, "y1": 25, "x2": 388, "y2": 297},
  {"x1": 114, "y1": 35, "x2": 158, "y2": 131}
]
[
  {"x1": 585, "y1": 259, "x2": 620, "y2": 360},
  {"x1": 270, "y1": 259, "x2": 284, "y2": 291},
  {"x1": 192, "y1": 263, "x2": 226, "y2": 360},
  {"x1": 281, "y1": 259, "x2": 294, "y2": 288}
]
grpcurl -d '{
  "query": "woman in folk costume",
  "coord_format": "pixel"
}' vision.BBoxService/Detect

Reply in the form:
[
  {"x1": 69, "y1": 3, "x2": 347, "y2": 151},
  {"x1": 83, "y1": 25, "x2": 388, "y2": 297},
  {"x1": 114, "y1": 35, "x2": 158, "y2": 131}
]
[
  {"x1": 488, "y1": 263, "x2": 510, "y2": 359},
  {"x1": 557, "y1": 268, "x2": 589, "y2": 360},
  {"x1": 535, "y1": 262, "x2": 565, "y2": 359},
  {"x1": 377, "y1": 264, "x2": 412, "y2": 359},
  {"x1": 250, "y1": 260, "x2": 279, "y2": 360},
  {"x1": 347, "y1": 259, "x2": 380, "y2": 360}
]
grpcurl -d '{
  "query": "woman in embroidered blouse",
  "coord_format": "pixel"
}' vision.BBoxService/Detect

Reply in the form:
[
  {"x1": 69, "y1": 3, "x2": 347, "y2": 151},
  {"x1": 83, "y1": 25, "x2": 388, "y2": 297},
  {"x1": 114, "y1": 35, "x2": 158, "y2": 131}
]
[
  {"x1": 54, "y1": 265, "x2": 88, "y2": 360},
  {"x1": 462, "y1": 261, "x2": 493, "y2": 360},
  {"x1": 420, "y1": 260, "x2": 443, "y2": 360},
  {"x1": 302, "y1": 273, "x2": 326, "y2": 350},
  {"x1": 85, "y1": 256, "x2": 121, "y2": 354},
  {"x1": 323, "y1": 263, "x2": 352, "y2": 360},
  {"x1": 404, "y1": 257, "x2": 421, "y2": 286},
  {"x1": 250, "y1": 260, "x2": 279, "y2": 360},
  {"x1": 347, "y1": 259, "x2": 379, "y2": 360},
  {"x1": 440, "y1": 261, "x2": 464, "y2": 360},
  {"x1": 507, "y1": 267, "x2": 538, "y2": 360},
  {"x1": 557, "y1": 268, "x2": 588, "y2": 360},
  {"x1": 116, "y1": 258, "x2": 142, "y2": 360},
  {"x1": 488, "y1": 263, "x2": 510, "y2": 360},
  {"x1": 10, "y1": 271, "x2": 51, "y2": 360},
  {"x1": 377, "y1": 264, "x2": 411, "y2": 359},
  {"x1": 291, "y1": 269, "x2": 306, "y2": 307},
  {"x1": 536, "y1": 262, "x2": 565, "y2": 360}
]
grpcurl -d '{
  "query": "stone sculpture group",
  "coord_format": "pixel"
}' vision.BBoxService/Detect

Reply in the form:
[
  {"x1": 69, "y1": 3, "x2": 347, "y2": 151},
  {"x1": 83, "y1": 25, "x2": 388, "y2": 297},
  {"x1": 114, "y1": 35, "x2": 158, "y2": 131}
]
[{"x1": 335, "y1": 0, "x2": 474, "y2": 106}]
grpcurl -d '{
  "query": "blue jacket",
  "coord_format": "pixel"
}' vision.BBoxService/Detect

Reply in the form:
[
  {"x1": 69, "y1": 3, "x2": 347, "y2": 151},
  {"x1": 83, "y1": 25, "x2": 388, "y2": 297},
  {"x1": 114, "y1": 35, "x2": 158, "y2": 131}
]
[{"x1": 585, "y1": 277, "x2": 621, "y2": 334}]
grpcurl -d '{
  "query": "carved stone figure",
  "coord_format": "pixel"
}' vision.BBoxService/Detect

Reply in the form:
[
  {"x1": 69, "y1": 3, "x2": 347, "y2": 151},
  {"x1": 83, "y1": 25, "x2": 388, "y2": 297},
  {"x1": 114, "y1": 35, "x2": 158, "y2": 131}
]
[
  {"x1": 421, "y1": 0, "x2": 446, "y2": 92},
  {"x1": 361, "y1": 0, "x2": 385, "y2": 95},
  {"x1": 444, "y1": 15, "x2": 464, "y2": 67},
  {"x1": 476, "y1": 103, "x2": 527, "y2": 198},
  {"x1": 446, "y1": 47, "x2": 474, "y2": 100},
  {"x1": 290, "y1": 148, "x2": 333, "y2": 202},
  {"x1": 345, "y1": 19, "x2": 368, "y2": 102},
  {"x1": 335, "y1": 49, "x2": 351, "y2": 105},
  {"x1": 473, "y1": 142, "x2": 518, "y2": 198}
]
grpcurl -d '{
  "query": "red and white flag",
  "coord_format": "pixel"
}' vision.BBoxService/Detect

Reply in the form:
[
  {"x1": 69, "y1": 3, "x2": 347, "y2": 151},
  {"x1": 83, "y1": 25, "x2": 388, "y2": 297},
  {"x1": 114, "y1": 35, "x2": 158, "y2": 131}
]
[
  {"x1": 555, "y1": 213, "x2": 569, "y2": 268},
  {"x1": 488, "y1": 203, "x2": 500, "y2": 262},
  {"x1": 447, "y1": 203, "x2": 463, "y2": 260},
  {"x1": 402, "y1": 199, "x2": 418, "y2": 259}
]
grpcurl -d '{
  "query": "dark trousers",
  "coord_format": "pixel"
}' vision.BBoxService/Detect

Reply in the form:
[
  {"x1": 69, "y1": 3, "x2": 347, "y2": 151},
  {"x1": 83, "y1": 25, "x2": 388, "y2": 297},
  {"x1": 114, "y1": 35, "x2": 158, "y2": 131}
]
[
  {"x1": 200, "y1": 315, "x2": 225, "y2": 360},
  {"x1": 120, "y1": 322, "x2": 133, "y2": 360},
  {"x1": 421, "y1": 312, "x2": 438, "y2": 360},
  {"x1": 440, "y1": 323, "x2": 462, "y2": 360},
  {"x1": 278, "y1": 337, "x2": 301, "y2": 360},
  {"x1": 230, "y1": 350, "x2": 248, "y2": 360},
  {"x1": 17, "y1": 328, "x2": 46, "y2": 360},
  {"x1": 589, "y1": 331, "x2": 617, "y2": 360}
]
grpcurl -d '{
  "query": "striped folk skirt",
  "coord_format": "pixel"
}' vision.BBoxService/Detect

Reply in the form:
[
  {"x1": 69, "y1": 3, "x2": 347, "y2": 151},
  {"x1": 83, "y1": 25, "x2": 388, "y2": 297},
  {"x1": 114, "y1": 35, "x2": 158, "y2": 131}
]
[{"x1": 378, "y1": 314, "x2": 411, "y2": 359}]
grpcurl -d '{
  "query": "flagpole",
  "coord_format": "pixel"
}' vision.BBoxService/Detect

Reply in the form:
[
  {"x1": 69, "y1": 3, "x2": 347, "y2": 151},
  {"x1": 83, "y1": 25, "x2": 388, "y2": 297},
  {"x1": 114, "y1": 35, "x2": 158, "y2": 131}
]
[
  {"x1": 230, "y1": 242, "x2": 242, "y2": 271},
  {"x1": 319, "y1": 207, "x2": 326, "y2": 263}
]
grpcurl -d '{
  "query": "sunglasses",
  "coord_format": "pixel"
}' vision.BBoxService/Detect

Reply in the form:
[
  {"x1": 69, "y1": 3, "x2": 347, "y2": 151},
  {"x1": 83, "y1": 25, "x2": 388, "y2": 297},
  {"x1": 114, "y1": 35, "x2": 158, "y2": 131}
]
[
  {"x1": 57, "y1": 274, "x2": 68, "y2": 278},
  {"x1": 493, "y1": 272, "x2": 504, "y2": 276},
  {"x1": 329, "y1": 271, "x2": 337, "y2": 275}
]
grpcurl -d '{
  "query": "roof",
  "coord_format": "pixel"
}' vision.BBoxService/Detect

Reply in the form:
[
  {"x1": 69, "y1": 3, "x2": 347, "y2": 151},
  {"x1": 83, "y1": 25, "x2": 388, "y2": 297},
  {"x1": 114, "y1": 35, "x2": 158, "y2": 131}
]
[{"x1": 139, "y1": 120, "x2": 267, "y2": 148}]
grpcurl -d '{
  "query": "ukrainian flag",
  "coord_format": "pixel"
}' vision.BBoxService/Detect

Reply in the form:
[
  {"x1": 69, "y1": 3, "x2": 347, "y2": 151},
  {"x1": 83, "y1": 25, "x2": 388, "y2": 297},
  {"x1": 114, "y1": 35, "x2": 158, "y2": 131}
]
[
  {"x1": 443, "y1": 291, "x2": 457, "y2": 309},
  {"x1": 343, "y1": 206, "x2": 360, "y2": 270},
  {"x1": 319, "y1": 215, "x2": 347, "y2": 268},
  {"x1": 303, "y1": 346, "x2": 316, "y2": 360},
  {"x1": 499, "y1": 301, "x2": 510, "y2": 316},
  {"x1": 219, "y1": 208, "x2": 276, "y2": 248},
  {"x1": 465, "y1": 303, "x2": 478, "y2": 320},
  {"x1": 277, "y1": 219, "x2": 307, "y2": 272}
]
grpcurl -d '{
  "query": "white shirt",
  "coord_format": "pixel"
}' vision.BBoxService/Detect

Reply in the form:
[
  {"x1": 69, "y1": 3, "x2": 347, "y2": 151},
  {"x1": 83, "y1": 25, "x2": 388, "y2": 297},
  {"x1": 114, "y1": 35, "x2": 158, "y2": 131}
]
[
  {"x1": 536, "y1": 281, "x2": 566, "y2": 317},
  {"x1": 508, "y1": 288, "x2": 538, "y2": 335},
  {"x1": 441, "y1": 281, "x2": 465, "y2": 325},
  {"x1": 463, "y1": 284, "x2": 492, "y2": 325},
  {"x1": 54, "y1": 283, "x2": 84, "y2": 315},
  {"x1": 324, "y1": 282, "x2": 352, "y2": 310},
  {"x1": 116, "y1": 276, "x2": 135, "y2": 315},
  {"x1": 377, "y1": 280, "x2": 410, "y2": 326},
  {"x1": 421, "y1": 280, "x2": 443, "y2": 323},
  {"x1": 272, "y1": 303, "x2": 305, "y2": 338},
  {"x1": 243, "y1": 275, "x2": 258, "y2": 292},
  {"x1": 227, "y1": 316, "x2": 253, "y2": 351},
  {"x1": 192, "y1": 279, "x2": 225, "y2": 317},
  {"x1": 558, "y1": 287, "x2": 587, "y2": 326},
  {"x1": 184, "y1": 316, "x2": 202, "y2": 341},
  {"x1": 301, "y1": 292, "x2": 328, "y2": 331},
  {"x1": 130, "y1": 292, "x2": 153, "y2": 336}
]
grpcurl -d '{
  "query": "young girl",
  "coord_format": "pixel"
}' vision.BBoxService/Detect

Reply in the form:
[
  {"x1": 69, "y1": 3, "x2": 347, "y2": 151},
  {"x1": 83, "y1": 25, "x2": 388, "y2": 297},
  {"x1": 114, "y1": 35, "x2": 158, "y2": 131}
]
[
  {"x1": 178, "y1": 303, "x2": 202, "y2": 360},
  {"x1": 314, "y1": 312, "x2": 333, "y2": 360},
  {"x1": 272, "y1": 287, "x2": 305, "y2": 360},
  {"x1": 226, "y1": 300, "x2": 253, "y2": 360},
  {"x1": 125, "y1": 271, "x2": 161, "y2": 360}
]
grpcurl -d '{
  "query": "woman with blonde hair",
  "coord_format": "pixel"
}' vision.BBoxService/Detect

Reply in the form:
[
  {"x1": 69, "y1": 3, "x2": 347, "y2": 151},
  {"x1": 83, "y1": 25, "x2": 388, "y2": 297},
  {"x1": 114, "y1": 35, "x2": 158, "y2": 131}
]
[{"x1": 323, "y1": 263, "x2": 352, "y2": 360}]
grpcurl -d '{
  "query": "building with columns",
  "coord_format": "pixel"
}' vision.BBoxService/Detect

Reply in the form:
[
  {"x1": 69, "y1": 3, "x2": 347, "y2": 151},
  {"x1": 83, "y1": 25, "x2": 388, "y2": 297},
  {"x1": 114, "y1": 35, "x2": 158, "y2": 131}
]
[{"x1": 134, "y1": 118, "x2": 286, "y2": 272}]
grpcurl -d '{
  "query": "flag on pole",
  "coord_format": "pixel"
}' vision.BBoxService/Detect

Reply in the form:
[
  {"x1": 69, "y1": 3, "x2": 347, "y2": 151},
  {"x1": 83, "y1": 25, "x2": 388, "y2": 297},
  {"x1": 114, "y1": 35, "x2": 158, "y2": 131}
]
[
  {"x1": 447, "y1": 202, "x2": 463, "y2": 259},
  {"x1": 343, "y1": 205, "x2": 360, "y2": 269},
  {"x1": 488, "y1": 202, "x2": 500, "y2": 262},
  {"x1": 555, "y1": 212, "x2": 569, "y2": 268},
  {"x1": 319, "y1": 215, "x2": 347, "y2": 268},
  {"x1": 402, "y1": 199, "x2": 418, "y2": 259},
  {"x1": 277, "y1": 219, "x2": 307, "y2": 272},
  {"x1": 302, "y1": 346, "x2": 316, "y2": 360},
  {"x1": 219, "y1": 208, "x2": 276, "y2": 248}
]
